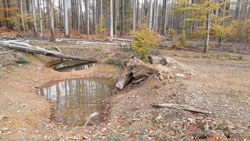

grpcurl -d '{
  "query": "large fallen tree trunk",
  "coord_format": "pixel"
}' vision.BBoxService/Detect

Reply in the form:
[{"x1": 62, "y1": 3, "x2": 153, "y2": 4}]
[{"x1": 0, "y1": 41, "x2": 97, "y2": 63}]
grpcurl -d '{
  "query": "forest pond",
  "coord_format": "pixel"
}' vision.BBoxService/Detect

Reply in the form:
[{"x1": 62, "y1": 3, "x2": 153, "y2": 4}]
[
  {"x1": 48, "y1": 60, "x2": 96, "y2": 72},
  {"x1": 38, "y1": 79, "x2": 115, "y2": 126}
]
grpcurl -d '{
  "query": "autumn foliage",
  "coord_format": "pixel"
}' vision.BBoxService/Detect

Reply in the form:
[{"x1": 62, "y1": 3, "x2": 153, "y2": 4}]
[{"x1": 131, "y1": 24, "x2": 159, "y2": 60}]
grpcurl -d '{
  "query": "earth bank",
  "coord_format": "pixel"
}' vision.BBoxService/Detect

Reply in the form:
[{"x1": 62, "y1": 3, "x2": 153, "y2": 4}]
[{"x1": 0, "y1": 41, "x2": 249, "y2": 140}]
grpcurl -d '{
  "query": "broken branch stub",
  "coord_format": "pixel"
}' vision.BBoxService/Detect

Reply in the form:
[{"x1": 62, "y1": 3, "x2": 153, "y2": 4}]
[{"x1": 116, "y1": 72, "x2": 133, "y2": 90}]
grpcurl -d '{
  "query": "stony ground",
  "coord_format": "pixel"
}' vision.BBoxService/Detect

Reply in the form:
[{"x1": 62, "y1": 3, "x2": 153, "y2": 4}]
[{"x1": 0, "y1": 41, "x2": 249, "y2": 140}]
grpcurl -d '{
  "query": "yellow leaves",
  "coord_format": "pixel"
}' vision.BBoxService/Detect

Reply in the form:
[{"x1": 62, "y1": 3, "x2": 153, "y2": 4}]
[
  {"x1": 131, "y1": 24, "x2": 159, "y2": 60},
  {"x1": 211, "y1": 23, "x2": 233, "y2": 38},
  {"x1": 229, "y1": 20, "x2": 250, "y2": 42},
  {"x1": 96, "y1": 16, "x2": 106, "y2": 39}
]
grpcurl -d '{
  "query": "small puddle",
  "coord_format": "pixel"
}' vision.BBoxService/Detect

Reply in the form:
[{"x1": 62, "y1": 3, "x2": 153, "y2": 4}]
[
  {"x1": 38, "y1": 79, "x2": 115, "y2": 126},
  {"x1": 47, "y1": 60, "x2": 95, "y2": 72}
]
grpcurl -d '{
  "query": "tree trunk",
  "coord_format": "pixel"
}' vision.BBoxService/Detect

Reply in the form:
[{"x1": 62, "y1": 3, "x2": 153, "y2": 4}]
[
  {"x1": 219, "y1": 0, "x2": 226, "y2": 45},
  {"x1": 77, "y1": 0, "x2": 81, "y2": 35},
  {"x1": 64, "y1": 0, "x2": 69, "y2": 37},
  {"x1": 153, "y1": 0, "x2": 159, "y2": 32},
  {"x1": 3, "y1": 0, "x2": 9, "y2": 31},
  {"x1": 235, "y1": 0, "x2": 241, "y2": 19},
  {"x1": 50, "y1": 0, "x2": 55, "y2": 42},
  {"x1": 86, "y1": 0, "x2": 90, "y2": 40},
  {"x1": 120, "y1": 0, "x2": 124, "y2": 36},
  {"x1": 137, "y1": 0, "x2": 140, "y2": 26},
  {"x1": 110, "y1": 0, "x2": 113, "y2": 41},
  {"x1": 43, "y1": 0, "x2": 47, "y2": 28},
  {"x1": 100, "y1": 0, "x2": 103, "y2": 35},
  {"x1": 59, "y1": 0, "x2": 61, "y2": 29},
  {"x1": 38, "y1": 0, "x2": 43, "y2": 37},
  {"x1": 133, "y1": 0, "x2": 137, "y2": 30},
  {"x1": 32, "y1": 0, "x2": 38, "y2": 37},
  {"x1": 114, "y1": 0, "x2": 119, "y2": 34},
  {"x1": 204, "y1": 0, "x2": 211, "y2": 53},
  {"x1": 171, "y1": 0, "x2": 175, "y2": 29},
  {"x1": 163, "y1": 0, "x2": 168, "y2": 36},
  {"x1": 47, "y1": 0, "x2": 50, "y2": 29},
  {"x1": 245, "y1": 0, "x2": 250, "y2": 24},
  {"x1": 182, "y1": 3, "x2": 186, "y2": 40},
  {"x1": 71, "y1": 0, "x2": 74, "y2": 29},
  {"x1": 20, "y1": 0, "x2": 26, "y2": 34},
  {"x1": 93, "y1": 0, "x2": 97, "y2": 32},
  {"x1": 149, "y1": 0, "x2": 153, "y2": 29},
  {"x1": 0, "y1": 41, "x2": 97, "y2": 63},
  {"x1": 26, "y1": 0, "x2": 32, "y2": 30}
]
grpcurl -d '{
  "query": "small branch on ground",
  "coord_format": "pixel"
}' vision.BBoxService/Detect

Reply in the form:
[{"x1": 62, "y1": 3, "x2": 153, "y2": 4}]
[{"x1": 152, "y1": 103, "x2": 210, "y2": 114}]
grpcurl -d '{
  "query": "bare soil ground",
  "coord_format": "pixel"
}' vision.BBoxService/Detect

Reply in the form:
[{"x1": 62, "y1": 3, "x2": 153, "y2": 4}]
[{"x1": 0, "y1": 42, "x2": 249, "y2": 140}]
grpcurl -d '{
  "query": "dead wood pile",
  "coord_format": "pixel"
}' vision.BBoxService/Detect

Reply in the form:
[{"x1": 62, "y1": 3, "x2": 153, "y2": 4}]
[{"x1": 116, "y1": 55, "x2": 193, "y2": 90}]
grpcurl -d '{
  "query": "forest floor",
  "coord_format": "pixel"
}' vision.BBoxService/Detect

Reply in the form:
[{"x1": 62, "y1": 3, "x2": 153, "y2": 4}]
[{"x1": 0, "y1": 40, "x2": 250, "y2": 140}]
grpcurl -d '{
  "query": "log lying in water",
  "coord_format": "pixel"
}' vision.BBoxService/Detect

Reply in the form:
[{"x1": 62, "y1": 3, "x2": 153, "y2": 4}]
[{"x1": 0, "y1": 41, "x2": 97, "y2": 63}]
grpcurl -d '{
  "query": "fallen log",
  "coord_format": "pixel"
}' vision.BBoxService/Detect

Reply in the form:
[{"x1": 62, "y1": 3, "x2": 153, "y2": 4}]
[
  {"x1": 112, "y1": 38, "x2": 131, "y2": 42},
  {"x1": 151, "y1": 103, "x2": 210, "y2": 114},
  {"x1": 56, "y1": 38, "x2": 104, "y2": 43},
  {"x1": 0, "y1": 41, "x2": 97, "y2": 63}
]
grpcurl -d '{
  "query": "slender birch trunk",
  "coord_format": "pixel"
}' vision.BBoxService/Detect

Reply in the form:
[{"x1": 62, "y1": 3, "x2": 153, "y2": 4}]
[
  {"x1": 245, "y1": 0, "x2": 250, "y2": 24},
  {"x1": 20, "y1": 0, "x2": 26, "y2": 34},
  {"x1": 77, "y1": 0, "x2": 81, "y2": 35},
  {"x1": 86, "y1": 0, "x2": 90, "y2": 40},
  {"x1": 50, "y1": 0, "x2": 55, "y2": 41},
  {"x1": 235, "y1": 0, "x2": 241, "y2": 19},
  {"x1": 205, "y1": 0, "x2": 211, "y2": 53},
  {"x1": 32, "y1": 0, "x2": 38, "y2": 36},
  {"x1": 153, "y1": 0, "x2": 159, "y2": 32},
  {"x1": 110, "y1": 0, "x2": 113, "y2": 41},
  {"x1": 93, "y1": 0, "x2": 97, "y2": 32},
  {"x1": 149, "y1": 0, "x2": 153, "y2": 29},
  {"x1": 219, "y1": 0, "x2": 226, "y2": 45},
  {"x1": 38, "y1": 0, "x2": 43, "y2": 37},
  {"x1": 120, "y1": 0, "x2": 124, "y2": 36},
  {"x1": 171, "y1": 0, "x2": 175, "y2": 29},
  {"x1": 182, "y1": 3, "x2": 186, "y2": 40},
  {"x1": 163, "y1": 0, "x2": 168, "y2": 35},
  {"x1": 64, "y1": 0, "x2": 69, "y2": 37},
  {"x1": 133, "y1": 0, "x2": 137, "y2": 30}
]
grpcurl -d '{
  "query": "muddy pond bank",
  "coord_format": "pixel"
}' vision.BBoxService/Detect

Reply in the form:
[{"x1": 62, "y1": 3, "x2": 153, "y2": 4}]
[
  {"x1": 1, "y1": 42, "x2": 250, "y2": 140},
  {"x1": 0, "y1": 44, "x2": 123, "y2": 140}
]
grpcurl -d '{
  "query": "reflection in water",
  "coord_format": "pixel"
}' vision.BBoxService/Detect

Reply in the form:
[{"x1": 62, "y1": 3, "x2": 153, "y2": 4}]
[
  {"x1": 49, "y1": 60, "x2": 95, "y2": 72},
  {"x1": 38, "y1": 79, "x2": 115, "y2": 126}
]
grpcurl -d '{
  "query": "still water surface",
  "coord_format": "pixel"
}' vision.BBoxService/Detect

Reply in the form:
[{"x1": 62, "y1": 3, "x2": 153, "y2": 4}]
[
  {"x1": 38, "y1": 79, "x2": 115, "y2": 126},
  {"x1": 51, "y1": 60, "x2": 96, "y2": 72}
]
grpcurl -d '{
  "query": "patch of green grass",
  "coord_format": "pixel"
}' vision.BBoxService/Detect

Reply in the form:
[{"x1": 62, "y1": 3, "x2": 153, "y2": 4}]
[
  {"x1": 238, "y1": 56, "x2": 243, "y2": 60},
  {"x1": 193, "y1": 55, "x2": 201, "y2": 58},
  {"x1": 215, "y1": 121, "x2": 228, "y2": 131},
  {"x1": 107, "y1": 135, "x2": 120, "y2": 141},
  {"x1": 184, "y1": 54, "x2": 191, "y2": 58},
  {"x1": 15, "y1": 57, "x2": 27, "y2": 64},
  {"x1": 152, "y1": 119, "x2": 158, "y2": 124},
  {"x1": 151, "y1": 112, "x2": 159, "y2": 125}
]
